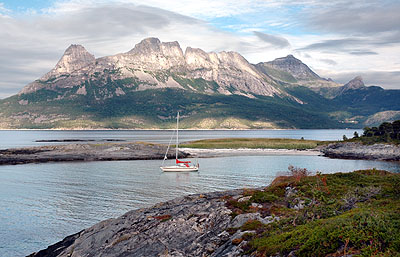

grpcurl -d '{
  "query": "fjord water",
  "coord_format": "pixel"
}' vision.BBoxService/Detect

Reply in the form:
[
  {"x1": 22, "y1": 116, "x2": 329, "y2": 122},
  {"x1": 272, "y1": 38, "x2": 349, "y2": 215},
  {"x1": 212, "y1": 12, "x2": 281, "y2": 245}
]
[
  {"x1": 0, "y1": 129, "x2": 361, "y2": 149},
  {"x1": 1, "y1": 129, "x2": 399, "y2": 256}
]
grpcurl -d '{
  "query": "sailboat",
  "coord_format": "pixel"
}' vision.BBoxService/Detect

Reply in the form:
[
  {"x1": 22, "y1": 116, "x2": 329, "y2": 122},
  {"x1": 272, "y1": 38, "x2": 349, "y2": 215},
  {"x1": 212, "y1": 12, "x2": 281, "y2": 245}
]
[{"x1": 160, "y1": 112, "x2": 199, "y2": 172}]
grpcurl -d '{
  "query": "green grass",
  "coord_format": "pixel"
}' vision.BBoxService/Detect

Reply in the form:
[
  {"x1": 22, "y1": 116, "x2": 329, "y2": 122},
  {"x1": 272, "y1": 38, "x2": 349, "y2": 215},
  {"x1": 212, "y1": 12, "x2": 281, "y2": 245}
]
[
  {"x1": 0, "y1": 86, "x2": 350, "y2": 129},
  {"x1": 224, "y1": 169, "x2": 400, "y2": 256},
  {"x1": 181, "y1": 138, "x2": 329, "y2": 149}
]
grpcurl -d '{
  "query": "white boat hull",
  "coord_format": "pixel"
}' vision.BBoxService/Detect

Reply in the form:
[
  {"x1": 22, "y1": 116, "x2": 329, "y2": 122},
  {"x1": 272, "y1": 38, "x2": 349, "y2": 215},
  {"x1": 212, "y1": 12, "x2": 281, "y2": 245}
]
[{"x1": 160, "y1": 165, "x2": 199, "y2": 172}]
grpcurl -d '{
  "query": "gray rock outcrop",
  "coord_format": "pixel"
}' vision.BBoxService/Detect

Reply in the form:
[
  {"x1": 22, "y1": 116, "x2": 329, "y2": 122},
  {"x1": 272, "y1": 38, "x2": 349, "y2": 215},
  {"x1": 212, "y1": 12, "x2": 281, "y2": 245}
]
[
  {"x1": 29, "y1": 189, "x2": 247, "y2": 257},
  {"x1": 321, "y1": 142, "x2": 400, "y2": 161}
]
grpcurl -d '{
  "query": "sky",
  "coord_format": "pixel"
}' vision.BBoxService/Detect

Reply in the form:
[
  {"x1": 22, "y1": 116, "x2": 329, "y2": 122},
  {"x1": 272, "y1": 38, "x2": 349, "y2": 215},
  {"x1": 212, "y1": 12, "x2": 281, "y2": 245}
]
[{"x1": 0, "y1": 0, "x2": 399, "y2": 98}]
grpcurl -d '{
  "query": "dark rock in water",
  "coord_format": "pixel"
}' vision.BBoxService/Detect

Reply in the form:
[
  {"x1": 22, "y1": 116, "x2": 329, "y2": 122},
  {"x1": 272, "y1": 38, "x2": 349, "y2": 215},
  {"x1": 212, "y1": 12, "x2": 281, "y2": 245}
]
[
  {"x1": 35, "y1": 139, "x2": 125, "y2": 142},
  {"x1": 27, "y1": 231, "x2": 82, "y2": 257},
  {"x1": 35, "y1": 139, "x2": 96, "y2": 142},
  {"x1": 321, "y1": 142, "x2": 400, "y2": 161},
  {"x1": 29, "y1": 189, "x2": 245, "y2": 257}
]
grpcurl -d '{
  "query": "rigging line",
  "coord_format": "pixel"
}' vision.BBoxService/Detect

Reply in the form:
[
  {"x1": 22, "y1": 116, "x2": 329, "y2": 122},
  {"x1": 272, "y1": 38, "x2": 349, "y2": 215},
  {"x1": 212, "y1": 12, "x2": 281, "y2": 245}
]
[{"x1": 162, "y1": 128, "x2": 175, "y2": 167}]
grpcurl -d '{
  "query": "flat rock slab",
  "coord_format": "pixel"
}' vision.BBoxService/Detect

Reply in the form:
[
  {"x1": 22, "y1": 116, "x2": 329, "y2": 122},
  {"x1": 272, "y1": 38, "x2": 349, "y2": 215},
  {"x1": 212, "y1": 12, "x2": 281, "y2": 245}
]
[
  {"x1": 29, "y1": 189, "x2": 244, "y2": 257},
  {"x1": 0, "y1": 142, "x2": 189, "y2": 165}
]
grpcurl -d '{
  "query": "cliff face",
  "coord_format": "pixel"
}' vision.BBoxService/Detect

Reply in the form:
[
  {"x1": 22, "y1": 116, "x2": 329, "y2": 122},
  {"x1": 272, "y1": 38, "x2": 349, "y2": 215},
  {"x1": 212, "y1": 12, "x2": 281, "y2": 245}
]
[{"x1": 19, "y1": 37, "x2": 282, "y2": 98}]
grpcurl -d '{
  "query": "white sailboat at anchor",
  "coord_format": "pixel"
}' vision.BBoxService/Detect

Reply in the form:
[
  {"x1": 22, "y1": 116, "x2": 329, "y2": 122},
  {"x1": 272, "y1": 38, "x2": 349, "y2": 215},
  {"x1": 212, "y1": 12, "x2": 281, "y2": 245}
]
[{"x1": 160, "y1": 112, "x2": 199, "y2": 172}]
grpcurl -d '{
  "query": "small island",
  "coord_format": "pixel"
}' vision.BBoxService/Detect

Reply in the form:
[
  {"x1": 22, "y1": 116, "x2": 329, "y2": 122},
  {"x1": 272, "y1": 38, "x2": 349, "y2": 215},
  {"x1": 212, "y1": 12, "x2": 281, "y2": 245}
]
[{"x1": 0, "y1": 142, "x2": 188, "y2": 165}]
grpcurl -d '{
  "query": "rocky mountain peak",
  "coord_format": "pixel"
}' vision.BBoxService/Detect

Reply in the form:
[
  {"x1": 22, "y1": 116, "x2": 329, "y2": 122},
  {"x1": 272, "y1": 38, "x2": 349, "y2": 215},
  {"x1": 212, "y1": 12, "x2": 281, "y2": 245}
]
[
  {"x1": 343, "y1": 76, "x2": 365, "y2": 89},
  {"x1": 128, "y1": 37, "x2": 162, "y2": 54},
  {"x1": 266, "y1": 54, "x2": 320, "y2": 80},
  {"x1": 128, "y1": 37, "x2": 182, "y2": 56},
  {"x1": 332, "y1": 76, "x2": 366, "y2": 97},
  {"x1": 272, "y1": 55, "x2": 302, "y2": 64},
  {"x1": 125, "y1": 38, "x2": 185, "y2": 69},
  {"x1": 52, "y1": 44, "x2": 95, "y2": 74},
  {"x1": 64, "y1": 44, "x2": 88, "y2": 54}
]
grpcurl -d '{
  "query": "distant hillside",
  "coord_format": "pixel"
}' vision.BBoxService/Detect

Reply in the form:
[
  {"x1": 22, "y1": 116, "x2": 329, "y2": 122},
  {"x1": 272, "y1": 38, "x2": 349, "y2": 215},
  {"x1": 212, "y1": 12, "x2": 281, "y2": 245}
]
[{"x1": 0, "y1": 37, "x2": 399, "y2": 129}]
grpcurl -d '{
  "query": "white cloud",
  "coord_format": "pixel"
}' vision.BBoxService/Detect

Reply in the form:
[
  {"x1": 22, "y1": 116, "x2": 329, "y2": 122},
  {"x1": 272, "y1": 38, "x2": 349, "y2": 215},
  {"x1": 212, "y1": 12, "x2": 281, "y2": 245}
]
[
  {"x1": 0, "y1": 3, "x2": 10, "y2": 16},
  {"x1": 253, "y1": 31, "x2": 290, "y2": 48},
  {"x1": 45, "y1": 0, "x2": 264, "y2": 18}
]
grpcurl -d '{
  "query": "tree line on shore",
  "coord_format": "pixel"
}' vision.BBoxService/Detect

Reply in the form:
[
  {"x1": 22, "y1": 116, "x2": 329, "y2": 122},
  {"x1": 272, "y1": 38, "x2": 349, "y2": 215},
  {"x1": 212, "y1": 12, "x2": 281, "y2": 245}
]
[{"x1": 347, "y1": 120, "x2": 400, "y2": 144}]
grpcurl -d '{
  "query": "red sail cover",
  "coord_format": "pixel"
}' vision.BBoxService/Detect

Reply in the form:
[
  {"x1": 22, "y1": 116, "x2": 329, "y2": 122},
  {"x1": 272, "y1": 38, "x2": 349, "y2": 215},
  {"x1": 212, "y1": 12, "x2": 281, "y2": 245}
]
[{"x1": 176, "y1": 159, "x2": 191, "y2": 164}]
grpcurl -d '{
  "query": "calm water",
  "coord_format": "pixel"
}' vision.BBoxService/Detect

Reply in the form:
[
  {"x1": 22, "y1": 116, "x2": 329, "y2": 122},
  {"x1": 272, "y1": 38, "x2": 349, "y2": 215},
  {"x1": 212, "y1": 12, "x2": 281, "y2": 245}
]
[
  {"x1": 0, "y1": 129, "x2": 361, "y2": 149},
  {"x1": 2, "y1": 129, "x2": 399, "y2": 257}
]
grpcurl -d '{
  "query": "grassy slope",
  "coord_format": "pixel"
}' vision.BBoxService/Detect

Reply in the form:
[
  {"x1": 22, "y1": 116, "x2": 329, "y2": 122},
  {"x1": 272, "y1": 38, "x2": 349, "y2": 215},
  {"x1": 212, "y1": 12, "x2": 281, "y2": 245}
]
[
  {"x1": 225, "y1": 169, "x2": 400, "y2": 256},
  {"x1": 286, "y1": 86, "x2": 400, "y2": 125},
  {"x1": 181, "y1": 138, "x2": 329, "y2": 149},
  {"x1": 0, "y1": 87, "x2": 346, "y2": 129}
]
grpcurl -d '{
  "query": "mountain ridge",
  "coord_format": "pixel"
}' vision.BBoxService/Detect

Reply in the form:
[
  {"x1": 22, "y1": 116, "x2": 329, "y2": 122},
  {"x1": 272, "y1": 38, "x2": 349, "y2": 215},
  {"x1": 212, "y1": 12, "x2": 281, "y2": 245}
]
[
  {"x1": 20, "y1": 37, "x2": 283, "y2": 98},
  {"x1": 1, "y1": 37, "x2": 400, "y2": 129}
]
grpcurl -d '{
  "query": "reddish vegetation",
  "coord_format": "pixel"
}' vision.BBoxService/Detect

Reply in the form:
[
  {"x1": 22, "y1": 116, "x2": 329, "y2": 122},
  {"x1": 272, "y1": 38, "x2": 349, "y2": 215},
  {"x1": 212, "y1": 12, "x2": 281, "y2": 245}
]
[{"x1": 154, "y1": 214, "x2": 172, "y2": 222}]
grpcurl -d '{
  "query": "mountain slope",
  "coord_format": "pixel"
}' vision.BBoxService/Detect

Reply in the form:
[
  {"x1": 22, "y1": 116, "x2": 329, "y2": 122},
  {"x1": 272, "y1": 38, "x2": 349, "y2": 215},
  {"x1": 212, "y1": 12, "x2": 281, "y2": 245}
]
[
  {"x1": 1, "y1": 38, "x2": 399, "y2": 129},
  {"x1": 255, "y1": 55, "x2": 339, "y2": 89},
  {"x1": 0, "y1": 87, "x2": 341, "y2": 129}
]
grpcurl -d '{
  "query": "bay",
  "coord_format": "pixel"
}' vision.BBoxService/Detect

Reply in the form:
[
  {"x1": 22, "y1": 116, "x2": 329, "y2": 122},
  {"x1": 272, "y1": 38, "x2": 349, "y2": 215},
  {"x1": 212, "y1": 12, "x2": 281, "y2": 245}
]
[
  {"x1": 0, "y1": 129, "x2": 361, "y2": 149},
  {"x1": 1, "y1": 129, "x2": 399, "y2": 256}
]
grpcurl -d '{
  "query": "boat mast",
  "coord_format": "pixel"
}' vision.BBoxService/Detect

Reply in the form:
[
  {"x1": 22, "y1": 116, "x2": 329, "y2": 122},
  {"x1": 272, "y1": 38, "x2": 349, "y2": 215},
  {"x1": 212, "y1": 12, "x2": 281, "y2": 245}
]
[{"x1": 176, "y1": 112, "x2": 179, "y2": 161}]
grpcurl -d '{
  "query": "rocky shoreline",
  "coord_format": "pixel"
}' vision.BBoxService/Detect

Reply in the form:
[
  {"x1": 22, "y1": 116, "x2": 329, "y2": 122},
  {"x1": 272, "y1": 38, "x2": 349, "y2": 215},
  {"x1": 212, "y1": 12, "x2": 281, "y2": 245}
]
[
  {"x1": 29, "y1": 169, "x2": 400, "y2": 256},
  {"x1": 0, "y1": 142, "x2": 189, "y2": 165},
  {"x1": 29, "y1": 188, "x2": 248, "y2": 257},
  {"x1": 2, "y1": 141, "x2": 400, "y2": 165},
  {"x1": 320, "y1": 142, "x2": 400, "y2": 161}
]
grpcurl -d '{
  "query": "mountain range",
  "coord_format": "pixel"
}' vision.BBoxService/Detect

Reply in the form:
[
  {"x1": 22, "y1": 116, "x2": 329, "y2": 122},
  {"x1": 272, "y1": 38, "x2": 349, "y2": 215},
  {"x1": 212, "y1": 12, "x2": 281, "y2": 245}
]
[{"x1": 0, "y1": 37, "x2": 399, "y2": 129}]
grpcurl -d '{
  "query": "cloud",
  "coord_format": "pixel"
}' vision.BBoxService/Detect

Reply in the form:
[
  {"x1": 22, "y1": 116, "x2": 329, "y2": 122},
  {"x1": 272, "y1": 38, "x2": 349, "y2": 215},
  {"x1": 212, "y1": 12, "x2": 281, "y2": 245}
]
[
  {"x1": 349, "y1": 51, "x2": 378, "y2": 56},
  {"x1": 297, "y1": 37, "x2": 387, "y2": 56},
  {"x1": 253, "y1": 31, "x2": 290, "y2": 48},
  {"x1": 299, "y1": 38, "x2": 361, "y2": 51},
  {"x1": 0, "y1": 3, "x2": 8, "y2": 12},
  {"x1": 319, "y1": 59, "x2": 337, "y2": 66},
  {"x1": 303, "y1": 1, "x2": 400, "y2": 51},
  {"x1": 307, "y1": 1, "x2": 400, "y2": 36},
  {"x1": 46, "y1": 0, "x2": 275, "y2": 19}
]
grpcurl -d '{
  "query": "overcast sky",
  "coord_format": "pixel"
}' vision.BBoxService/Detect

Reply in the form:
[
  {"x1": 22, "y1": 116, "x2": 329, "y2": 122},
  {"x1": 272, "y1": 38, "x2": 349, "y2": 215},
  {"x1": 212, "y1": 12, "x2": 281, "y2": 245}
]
[{"x1": 0, "y1": 0, "x2": 399, "y2": 98}]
